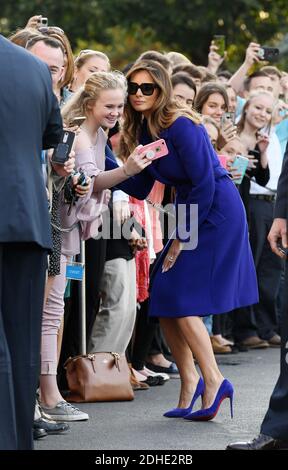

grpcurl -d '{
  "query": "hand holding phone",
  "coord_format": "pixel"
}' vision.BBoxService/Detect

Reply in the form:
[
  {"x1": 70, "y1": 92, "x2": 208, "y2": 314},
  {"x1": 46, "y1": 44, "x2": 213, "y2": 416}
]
[
  {"x1": 220, "y1": 112, "x2": 235, "y2": 128},
  {"x1": 257, "y1": 46, "x2": 279, "y2": 61},
  {"x1": 213, "y1": 35, "x2": 226, "y2": 57},
  {"x1": 51, "y1": 130, "x2": 76, "y2": 165},
  {"x1": 139, "y1": 139, "x2": 169, "y2": 161},
  {"x1": 230, "y1": 155, "x2": 249, "y2": 184}
]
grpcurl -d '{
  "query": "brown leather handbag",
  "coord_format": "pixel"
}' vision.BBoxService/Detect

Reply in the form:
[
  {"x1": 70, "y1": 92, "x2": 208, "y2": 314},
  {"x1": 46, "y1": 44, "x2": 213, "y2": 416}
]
[{"x1": 64, "y1": 352, "x2": 134, "y2": 403}]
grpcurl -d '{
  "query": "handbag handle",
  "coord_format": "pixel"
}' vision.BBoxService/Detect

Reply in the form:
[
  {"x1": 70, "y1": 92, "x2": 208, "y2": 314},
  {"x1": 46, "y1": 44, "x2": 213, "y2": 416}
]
[{"x1": 64, "y1": 352, "x2": 121, "y2": 372}]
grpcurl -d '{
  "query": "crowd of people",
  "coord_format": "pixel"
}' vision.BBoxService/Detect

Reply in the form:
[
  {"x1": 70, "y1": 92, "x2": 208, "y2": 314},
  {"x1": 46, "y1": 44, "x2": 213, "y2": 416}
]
[{"x1": 1, "y1": 13, "x2": 288, "y2": 450}]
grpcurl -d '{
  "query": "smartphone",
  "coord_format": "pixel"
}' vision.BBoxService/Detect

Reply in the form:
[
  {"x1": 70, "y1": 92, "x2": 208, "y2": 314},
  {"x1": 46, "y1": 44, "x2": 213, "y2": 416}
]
[
  {"x1": 258, "y1": 46, "x2": 279, "y2": 61},
  {"x1": 220, "y1": 112, "x2": 235, "y2": 128},
  {"x1": 51, "y1": 130, "x2": 75, "y2": 165},
  {"x1": 139, "y1": 139, "x2": 169, "y2": 161},
  {"x1": 277, "y1": 242, "x2": 287, "y2": 257},
  {"x1": 213, "y1": 35, "x2": 225, "y2": 57},
  {"x1": 218, "y1": 155, "x2": 228, "y2": 169},
  {"x1": 71, "y1": 116, "x2": 86, "y2": 127},
  {"x1": 40, "y1": 17, "x2": 48, "y2": 26},
  {"x1": 231, "y1": 155, "x2": 249, "y2": 184}
]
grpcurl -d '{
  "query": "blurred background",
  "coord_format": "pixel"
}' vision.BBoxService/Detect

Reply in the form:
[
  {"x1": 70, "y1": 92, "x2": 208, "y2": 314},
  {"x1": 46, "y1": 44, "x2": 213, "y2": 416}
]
[{"x1": 1, "y1": 0, "x2": 288, "y2": 69}]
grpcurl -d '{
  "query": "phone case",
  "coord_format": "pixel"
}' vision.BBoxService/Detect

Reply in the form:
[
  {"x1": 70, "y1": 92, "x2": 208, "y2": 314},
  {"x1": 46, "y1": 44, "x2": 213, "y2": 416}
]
[
  {"x1": 140, "y1": 139, "x2": 169, "y2": 160},
  {"x1": 51, "y1": 130, "x2": 75, "y2": 164},
  {"x1": 218, "y1": 155, "x2": 228, "y2": 169},
  {"x1": 231, "y1": 155, "x2": 249, "y2": 184}
]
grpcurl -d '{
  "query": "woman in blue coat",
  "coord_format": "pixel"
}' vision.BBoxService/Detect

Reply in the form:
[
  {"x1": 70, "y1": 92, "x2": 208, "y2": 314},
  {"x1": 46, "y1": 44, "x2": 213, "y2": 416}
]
[{"x1": 120, "y1": 60, "x2": 259, "y2": 421}]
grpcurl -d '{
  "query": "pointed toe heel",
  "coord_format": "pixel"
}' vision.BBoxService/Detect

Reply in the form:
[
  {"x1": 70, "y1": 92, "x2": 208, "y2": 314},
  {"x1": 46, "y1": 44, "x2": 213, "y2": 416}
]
[
  {"x1": 184, "y1": 379, "x2": 234, "y2": 421},
  {"x1": 163, "y1": 377, "x2": 204, "y2": 418}
]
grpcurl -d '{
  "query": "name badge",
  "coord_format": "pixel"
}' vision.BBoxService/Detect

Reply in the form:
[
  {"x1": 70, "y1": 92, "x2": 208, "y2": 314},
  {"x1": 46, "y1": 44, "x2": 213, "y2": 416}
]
[{"x1": 66, "y1": 262, "x2": 84, "y2": 281}]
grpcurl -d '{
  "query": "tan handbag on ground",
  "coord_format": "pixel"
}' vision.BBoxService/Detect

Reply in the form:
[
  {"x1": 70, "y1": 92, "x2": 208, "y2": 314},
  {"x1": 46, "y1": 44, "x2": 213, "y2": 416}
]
[{"x1": 64, "y1": 352, "x2": 134, "y2": 402}]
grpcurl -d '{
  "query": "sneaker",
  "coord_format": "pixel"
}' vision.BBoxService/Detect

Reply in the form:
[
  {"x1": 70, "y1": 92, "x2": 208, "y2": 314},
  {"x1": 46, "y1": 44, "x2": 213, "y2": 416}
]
[{"x1": 41, "y1": 401, "x2": 89, "y2": 422}]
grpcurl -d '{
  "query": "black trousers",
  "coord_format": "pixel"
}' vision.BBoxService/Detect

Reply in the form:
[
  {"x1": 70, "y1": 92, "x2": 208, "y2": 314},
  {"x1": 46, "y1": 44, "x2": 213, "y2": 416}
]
[
  {"x1": 0, "y1": 243, "x2": 47, "y2": 450},
  {"x1": 261, "y1": 259, "x2": 288, "y2": 439},
  {"x1": 249, "y1": 198, "x2": 282, "y2": 339}
]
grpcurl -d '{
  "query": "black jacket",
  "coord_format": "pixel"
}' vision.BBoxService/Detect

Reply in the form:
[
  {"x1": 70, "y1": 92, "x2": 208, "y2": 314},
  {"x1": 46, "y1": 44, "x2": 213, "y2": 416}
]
[{"x1": 0, "y1": 36, "x2": 62, "y2": 249}]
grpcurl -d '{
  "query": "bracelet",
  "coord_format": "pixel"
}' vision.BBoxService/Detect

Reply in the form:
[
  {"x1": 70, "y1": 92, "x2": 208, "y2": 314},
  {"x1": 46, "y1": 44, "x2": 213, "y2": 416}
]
[{"x1": 122, "y1": 165, "x2": 133, "y2": 177}]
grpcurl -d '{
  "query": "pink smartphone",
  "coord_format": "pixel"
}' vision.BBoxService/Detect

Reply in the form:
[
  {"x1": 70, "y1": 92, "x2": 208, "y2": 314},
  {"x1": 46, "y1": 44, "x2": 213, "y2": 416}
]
[
  {"x1": 218, "y1": 154, "x2": 228, "y2": 169},
  {"x1": 140, "y1": 139, "x2": 169, "y2": 160}
]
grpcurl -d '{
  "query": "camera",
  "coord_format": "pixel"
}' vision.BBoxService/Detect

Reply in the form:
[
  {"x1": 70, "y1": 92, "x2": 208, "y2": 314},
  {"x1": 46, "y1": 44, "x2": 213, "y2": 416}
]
[
  {"x1": 257, "y1": 46, "x2": 279, "y2": 61},
  {"x1": 40, "y1": 17, "x2": 48, "y2": 26},
  {"x1": 64, "y1": 169, "x2": 88, "y2": 214}
]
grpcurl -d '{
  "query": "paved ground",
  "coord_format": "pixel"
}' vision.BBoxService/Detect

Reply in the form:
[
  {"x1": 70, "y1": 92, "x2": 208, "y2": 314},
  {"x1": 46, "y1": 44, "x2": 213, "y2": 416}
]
[{"x1": 36, "y1": 347, "x2": 280, "y2": 450}]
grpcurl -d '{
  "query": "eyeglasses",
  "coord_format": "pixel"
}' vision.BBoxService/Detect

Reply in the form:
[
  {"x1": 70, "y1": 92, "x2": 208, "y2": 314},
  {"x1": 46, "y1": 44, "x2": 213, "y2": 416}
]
[
  {"x1": 128, "y1": 82, "x2": 159, "y2": 96},
  {"x1": 38, "y1": 26, "x2": 65, "y2": 35}
]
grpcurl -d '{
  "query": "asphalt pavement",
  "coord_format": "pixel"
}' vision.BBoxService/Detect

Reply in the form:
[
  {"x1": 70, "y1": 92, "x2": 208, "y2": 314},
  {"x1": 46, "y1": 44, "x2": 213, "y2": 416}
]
[{"x1": 36, "y1": 347, "x2": 280, "y2": 451}]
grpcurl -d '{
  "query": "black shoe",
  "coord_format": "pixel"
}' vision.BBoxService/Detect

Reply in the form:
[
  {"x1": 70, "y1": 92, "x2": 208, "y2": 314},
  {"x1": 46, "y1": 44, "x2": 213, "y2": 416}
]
[
  {"x1": 226, "y1": 433, "x2": 288, "y2": 450},
  {"x1": 33, "y1": 427, "x2": 48, "y2": 440},
  {"x1": 34, "y1": 417, "x2": 70, "y2": 435},
  {"x1": 146, "y1": 362, "x2": 179, "y2": 374},
  {"x1": 144, "y1": 375, "x2": 165, "y2": 386}
]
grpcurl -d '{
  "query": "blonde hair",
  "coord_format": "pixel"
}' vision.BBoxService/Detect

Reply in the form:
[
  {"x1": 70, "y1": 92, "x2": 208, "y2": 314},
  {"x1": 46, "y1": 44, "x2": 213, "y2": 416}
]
[
  {"x1": 120, "y1": 60, "x2": 201, "y2": 160},
  {"x1": 74, "y1": 50, "x2": 110, "y2": 71},
  {"x1": 237, "y1": 90, "x2": 275, "y2": 135},
  {"x1": 61, "y1": 71, "x2": 127, "y2": 127},
  {"x1": 165, "y1": 51, "x2": 191, "y2": 67}
]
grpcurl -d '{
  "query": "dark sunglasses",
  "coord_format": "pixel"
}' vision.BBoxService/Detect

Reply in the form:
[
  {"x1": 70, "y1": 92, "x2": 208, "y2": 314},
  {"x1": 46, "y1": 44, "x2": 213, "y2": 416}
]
[{"x1": 128, "y1": 82, "x2": 159, "y2": 96}]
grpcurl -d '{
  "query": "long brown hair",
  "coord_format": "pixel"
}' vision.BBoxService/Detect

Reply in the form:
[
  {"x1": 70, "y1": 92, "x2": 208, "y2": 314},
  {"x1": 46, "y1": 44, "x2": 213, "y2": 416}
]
[
  {"x1": 120, "y1": 60, "x2": 201, "y2": 160},
  {"x1": 194, "y1": 82, "x2": 229, "y2": 114}
]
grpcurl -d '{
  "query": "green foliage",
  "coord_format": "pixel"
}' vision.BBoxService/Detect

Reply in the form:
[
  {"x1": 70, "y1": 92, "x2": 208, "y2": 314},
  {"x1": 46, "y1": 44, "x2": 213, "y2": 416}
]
[{"x1": 0, "y1": 0, "x2": 288, "y2": 71}]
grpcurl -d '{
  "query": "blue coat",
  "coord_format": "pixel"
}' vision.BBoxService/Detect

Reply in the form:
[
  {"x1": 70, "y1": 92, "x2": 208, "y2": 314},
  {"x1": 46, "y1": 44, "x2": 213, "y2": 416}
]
[{"x1": 107, "y1": 116, "x2": 259, "y2": 317}]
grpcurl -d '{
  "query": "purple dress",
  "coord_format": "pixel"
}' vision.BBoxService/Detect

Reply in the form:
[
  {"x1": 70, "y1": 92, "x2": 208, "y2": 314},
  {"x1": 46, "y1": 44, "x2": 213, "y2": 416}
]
[{"x1": 139, "y1": 117, "x2": 259, "y2": 317}]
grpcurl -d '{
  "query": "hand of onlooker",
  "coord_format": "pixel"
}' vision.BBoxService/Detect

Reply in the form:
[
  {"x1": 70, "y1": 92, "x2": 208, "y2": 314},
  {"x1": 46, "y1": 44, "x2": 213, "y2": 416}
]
[
  {"x1": 246, "y1": 154, "x2": 258, "y2": 169},
  {"x1": 25, "y1": 15, "x2": 42, "y2": 29},
  {"x1": 244, "y1": 42, "x2": 261, "y2": 67},
  {"x1": 280, "y1": 73, "x2": 288, "y2": 95},
  {"x1": 217, "y1": 122, "x2": 237, "y2": 150},
  {"x1": 51, "y1": 151, "x2": 76, "y2": 177},
  {"x1": 227, "y1": 160, "x2": 242, "y2": 181},
  {"x1": 129, "y1": 228, "x2": 148, "y2": 254},
  {"x1": 207, "y1": 42, "x2": 226, "y2": 73},
  {"x1": 268, "y1": 218, "x2": 287, "y2": 258},
  {"x1": 113, "y1": 200, "x2": 131, "y2": 225},
  {"x1": 272, "y1": 99, "x2": 288, "y2": 125},
  {"x1": 123, "y1": 145, "x2": 152, "y2": 177},
  {"x1": 256, "y1": 131, "x2": 270, "y2": 154},
  {"x1": 73, "y1": 175, "x2": 91, "y2": 198}
]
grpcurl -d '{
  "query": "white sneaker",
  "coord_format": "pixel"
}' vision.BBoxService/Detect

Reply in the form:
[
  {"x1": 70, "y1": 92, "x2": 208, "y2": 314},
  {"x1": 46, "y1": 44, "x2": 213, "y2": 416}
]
[{"x1": 41, "y1": 401, "x2": 89, "y2": 422}]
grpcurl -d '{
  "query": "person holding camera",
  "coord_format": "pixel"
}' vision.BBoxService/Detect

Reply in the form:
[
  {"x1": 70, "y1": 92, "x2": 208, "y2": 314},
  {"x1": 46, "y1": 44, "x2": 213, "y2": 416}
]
[
  {"x1": 119, "y1": 59, "x2": 258, "y2": 420},
  {"x1": 0, "y1": 33, "x2": 63, "y2": 450}
]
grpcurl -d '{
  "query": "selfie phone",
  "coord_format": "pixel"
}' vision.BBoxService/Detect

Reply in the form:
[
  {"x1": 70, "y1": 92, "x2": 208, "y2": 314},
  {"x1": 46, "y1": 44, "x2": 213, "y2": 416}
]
[
  {"x1": 218, "y1": 155, "x2": 228, "y2": 170},
  {"x1": 139, "y1": 139, "x2": 169, "y2": 161},
  {"x1": 220, "y1": 112, "x2": 235, "y2": 128},
  {"x1": 213, "y1": 35, "x2": 225, "y2": 57},
  {"x1": 258, "y1": 46, "x2": 279, "y2": 61},
  {"x1": 51, "y1": 130, "x2": 75, "y2": 165},
  {"x1": 231, "y1": 155, "x2": 249, "y2": 184}
]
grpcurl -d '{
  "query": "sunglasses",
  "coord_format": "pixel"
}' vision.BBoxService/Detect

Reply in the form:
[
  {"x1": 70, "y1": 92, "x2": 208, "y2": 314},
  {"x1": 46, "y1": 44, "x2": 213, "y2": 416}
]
[
  {"x1": 128, "y1": 82, "x2": 159, "y2": 96},
  {"x1": 38, "y1": 26, "x2": 65, "y2": 35}
]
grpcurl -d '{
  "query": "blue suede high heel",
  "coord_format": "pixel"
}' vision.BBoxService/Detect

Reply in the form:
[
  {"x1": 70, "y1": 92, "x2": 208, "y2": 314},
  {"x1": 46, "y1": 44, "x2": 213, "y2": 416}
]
[
  {"x1": 184, "y1": 379, "x2": 234, "y2": 421},
  {"x1": 163, "y1": 377, "x2": 205, "y2": 418}
]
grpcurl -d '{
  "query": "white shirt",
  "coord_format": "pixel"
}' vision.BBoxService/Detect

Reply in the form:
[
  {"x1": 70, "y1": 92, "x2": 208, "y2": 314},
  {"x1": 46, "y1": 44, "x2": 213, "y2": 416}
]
[{"x1": 250, "y1": 131, "x2": 282, "y2": 195}]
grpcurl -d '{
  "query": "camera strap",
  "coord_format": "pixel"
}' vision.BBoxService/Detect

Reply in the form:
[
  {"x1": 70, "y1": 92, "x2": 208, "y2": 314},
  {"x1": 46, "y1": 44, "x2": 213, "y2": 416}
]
[{"x1": 51, "y1": 221, "x2": 79, "y2": 233}]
